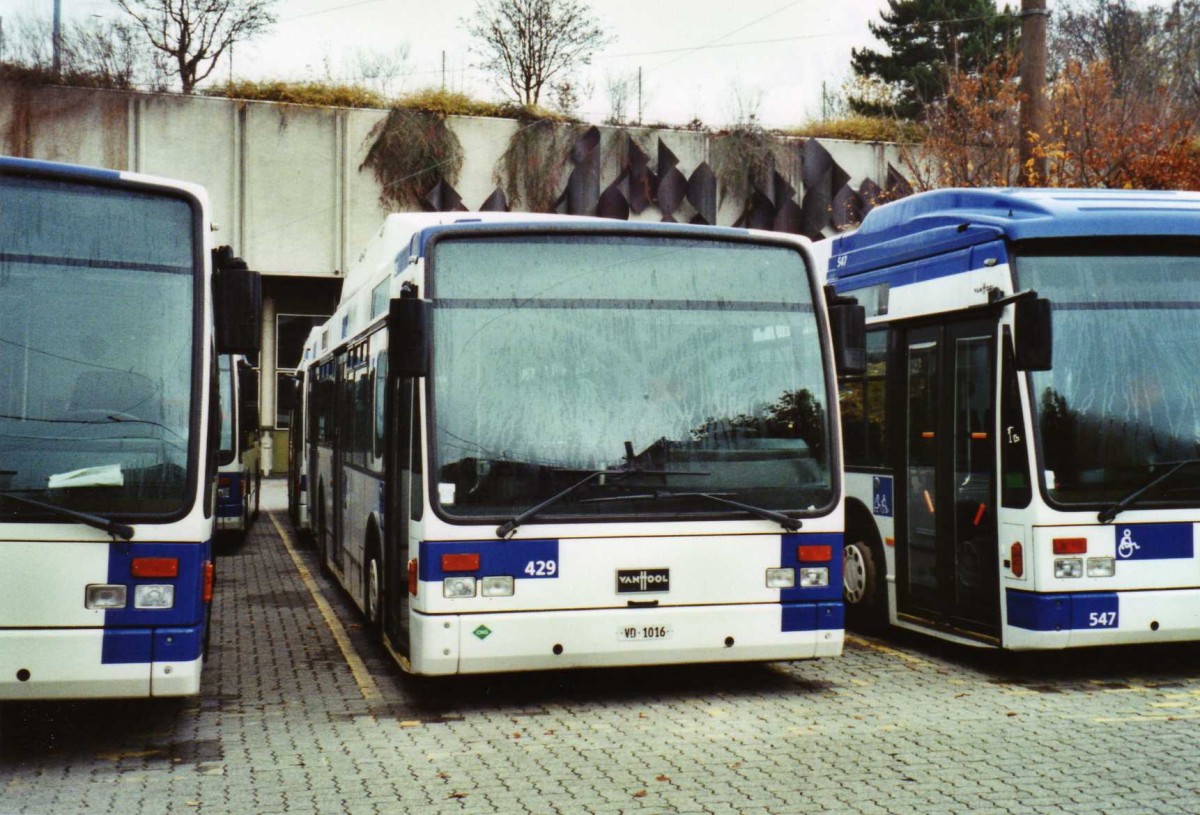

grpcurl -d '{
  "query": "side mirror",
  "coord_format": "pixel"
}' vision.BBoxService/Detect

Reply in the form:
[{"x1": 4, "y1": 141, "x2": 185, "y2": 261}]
[
  {"x1": 389, "y1": 297, "x2": 430, "y2": 377},
  {"x1": 213, "y1": 247, "x2": 262, "y2": 354},
  {"x1": 1014, "y1": 297, "x2": 1052, "y2": 371},
  {"x1": 825, "y1": 286, "x2": 866, "y2": 377}
]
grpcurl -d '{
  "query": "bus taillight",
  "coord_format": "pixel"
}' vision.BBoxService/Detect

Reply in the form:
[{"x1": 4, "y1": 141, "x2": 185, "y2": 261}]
[
  {"x1": 442, "y1": 553, "x2": 481, "y2": 572},
  {"x1": 203, "y1": 561, "x2": 215, "y2": 603},
  {"x1": 408, "y1": 558, "x2": 418, "y2": 596},
  {"x1": 1011, "y1": 542, "x2": 1024, "y2": 578},
  {"x1": 797, "y1": 545, "x2": 832, "y2": 562},
  {"x1": 132, "y1": 557, "x2": 179, "y2": 578},
  {"x1": 1053, "y1": 538, "x2": 1087, "y2": 555}
]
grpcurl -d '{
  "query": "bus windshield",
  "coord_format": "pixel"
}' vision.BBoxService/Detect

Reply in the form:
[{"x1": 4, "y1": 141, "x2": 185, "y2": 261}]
[
  {"x1": 429, "y1": 232, "x2": 833, "y2": 523},
  {"x1": 0, "y1": 176, "x2": 197, "y2": 518},
  {"x1": 1018, "y1": 242, "x2": 1200, "y2": 507}
]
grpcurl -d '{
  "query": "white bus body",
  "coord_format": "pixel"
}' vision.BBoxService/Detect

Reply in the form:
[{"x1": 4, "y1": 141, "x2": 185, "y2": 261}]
[
  {"x1": 828, "y1": 188, "x2": 1200, "y2": 649},
  {"x1": 0, "y1": 157, "x2": 257, "y2": 699},
  {"x1": 304, "y1": 213, "x2": 848, "y2": 675}
]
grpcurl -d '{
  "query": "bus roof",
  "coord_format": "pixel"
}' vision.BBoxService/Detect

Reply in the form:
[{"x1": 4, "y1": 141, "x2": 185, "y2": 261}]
[
  {"x1": 0, "y1": 155, "x2": 209, "y2": 204},
  {"x1": 829, "y1": 187, "x2": 1200, "y2": 279}
]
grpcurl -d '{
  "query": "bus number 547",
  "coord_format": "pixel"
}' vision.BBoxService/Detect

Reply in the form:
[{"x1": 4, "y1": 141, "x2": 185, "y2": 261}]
[{"x1": 1088, "y1": 611, "x2": 1117, "y2": 628}]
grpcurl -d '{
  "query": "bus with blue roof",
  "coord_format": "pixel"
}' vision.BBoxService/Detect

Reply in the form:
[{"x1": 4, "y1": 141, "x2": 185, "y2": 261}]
[
  {"x1": 827, "y1": 187, "x2": 1200, "y2": 648},
  {"x1": 0, "y1": 157, "x2": 259, "y2": 698},
  {"x1": 303, "y1": 212, "x2": 859, "y2": 675}
]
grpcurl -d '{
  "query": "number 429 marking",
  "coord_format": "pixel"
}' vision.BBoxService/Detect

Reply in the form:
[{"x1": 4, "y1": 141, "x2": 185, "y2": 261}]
[
  {"x1": 1088, "y1": 611, "x2": 1117, "y2": 628},
  {"x1": 524, "y1": 559, "x2": 557, "y2": 577}
]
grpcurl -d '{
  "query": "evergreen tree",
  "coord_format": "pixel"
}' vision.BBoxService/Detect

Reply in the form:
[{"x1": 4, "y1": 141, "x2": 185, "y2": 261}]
[{"x1": 850, "y1": 0, "x2": 1018, "y2": 120}]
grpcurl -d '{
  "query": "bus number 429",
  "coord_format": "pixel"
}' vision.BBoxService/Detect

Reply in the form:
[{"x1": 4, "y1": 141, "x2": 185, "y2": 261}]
[
  {"x1": 1088, "y1": 611, "x2": 1117, "y2": 628},
  {"x1": 524, "y1": 560, "x2": 557, "y2": 577}
]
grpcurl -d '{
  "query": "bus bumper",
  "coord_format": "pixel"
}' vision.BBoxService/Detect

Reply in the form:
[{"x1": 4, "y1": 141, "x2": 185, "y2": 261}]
[
  {"x1": 1006, "y1": 587, "x2": 1200, "y2": 649},
  {"x1": 408, "y1": 602, "x2": 843, "y2": 675},
  {"x1": 0, "y1": 628, "x2": 203, "y2": 700}
]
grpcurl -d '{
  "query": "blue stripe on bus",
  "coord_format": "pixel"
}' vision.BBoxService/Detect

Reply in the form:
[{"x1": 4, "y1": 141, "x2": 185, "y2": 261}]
[
  {"x1": 102, "y1": 541, "x2": 210, "y2": 664},
  {"x1": 781, "y1": 601, "x2": 844, "y2": 632},
  {"x1": 1114, "y1": 523, "x2": 1194, "y2": 561},
  {"x1": 418, "y1": 539, "x2": 560, "y2": 581},
  {"x1": 1006, "y1": 590, "x2": 1120, "y2": 631},
  {"x1": 216, "y1": 472, "x2": 245, "y2": 518},
  {"x1": 779, "y1": 532, "x2": 843, "y2": 603}
]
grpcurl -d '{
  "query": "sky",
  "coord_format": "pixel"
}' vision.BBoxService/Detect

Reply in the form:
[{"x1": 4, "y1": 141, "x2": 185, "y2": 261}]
[{"x1": 0, "y1": 0, "x2": 894, "y2": 129}]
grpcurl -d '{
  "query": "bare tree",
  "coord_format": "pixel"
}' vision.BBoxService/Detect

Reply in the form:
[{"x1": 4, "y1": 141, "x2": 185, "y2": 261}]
[
  {"x1": 113, "y1": 0, "x2": 278, "y2": 94},
  {"x1": 464, "y1": 0, "x2": 612, "y2": 107},
  {"x1": 344, "y1": 44, "x2": 411, "y2": 98},
  {"x1": 2, "y1": 13, "x2": 166, "y2": 90},
  {"x1": 604, "y1": 71, "x2": 634, "y2": 125}
]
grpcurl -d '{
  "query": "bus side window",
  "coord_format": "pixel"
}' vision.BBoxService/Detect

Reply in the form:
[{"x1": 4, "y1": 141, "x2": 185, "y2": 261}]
[
  {"x1": 839, "y1": 329, "x2": 888, "y2": 467},
  {"x1": 1001, "y1": 328, "x2": 1033, "y2": 508}
]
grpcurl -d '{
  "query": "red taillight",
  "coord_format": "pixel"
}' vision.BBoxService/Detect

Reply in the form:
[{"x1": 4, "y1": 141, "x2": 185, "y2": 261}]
[
  {"x1": 203, "y1": 561, "x2": 215, "y2": 603},
  {"x1": 1053, "y1": 538, "x2": 1087, "y2": 555},
  {"x1": 1011, "y1": 542, "x2": 1024, "y2": 578},
  {"x1": 442, "y1": 553, "x2": 481, "y2": 572},
  {"x1": 408, "y1": 558, "x2": 419, "y2": 596},
  {"x1": 797, "y1": 545, "x2": 832, "y2": 562},
  {"x1": 132, "y1": 557, "x2": 179, "y2": 578},
  {"x1": 218, "y1": 476, "x2": 231, "y2": 488}
]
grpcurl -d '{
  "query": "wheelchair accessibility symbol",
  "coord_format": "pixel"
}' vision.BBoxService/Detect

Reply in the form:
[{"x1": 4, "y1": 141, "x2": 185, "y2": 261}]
[
  {"x1": 872, "y1": 476, "x2": 893, "y2": 517},
  {"x1": 1118, "y1": 529, "x2": 1141, "y2": 559}
]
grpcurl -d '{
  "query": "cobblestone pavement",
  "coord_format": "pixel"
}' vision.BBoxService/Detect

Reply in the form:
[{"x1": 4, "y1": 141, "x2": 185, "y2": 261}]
[{"x1": 5, "y1": 480, "x2": 1200, "y2": 814}]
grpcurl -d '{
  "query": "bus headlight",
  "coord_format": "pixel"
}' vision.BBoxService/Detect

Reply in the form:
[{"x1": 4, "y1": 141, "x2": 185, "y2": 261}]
[
  {"x1": 1055, "y1": 558, "x2": 1084, "y2": 578},
  {"x1": 765, "y1": 568, "x2": 795, "y2": 589},
  {"x1": 85, "y1": 584, "x2": 127, "y2": 609},
  {"x1": 481, "y1": 576, "x2": 515, "y2": 597},
  {"x1": 134, "y1": 584, "x2": 176, "y2": 609},
  {"x1": 443, "y1": 576, "x2": 477, "y2": 598},
  {"x1": 1087, "y1": 557, "x2": 1116, "y2": 577},
  {"x1": 799, "y1": 567, "x2": 830, "y2": 588}
]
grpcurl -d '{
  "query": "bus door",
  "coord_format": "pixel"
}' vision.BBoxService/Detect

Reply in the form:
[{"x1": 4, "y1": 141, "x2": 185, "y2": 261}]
[
  {"x1": 331, "y1": 352, "x2": 350, "y2": 573},
  {"x1": 384, "y1": 374, "x2": 417, "y2": 659},
  {"x1": 896, "y1": 318, "x2": 1000, "y2": 637}
]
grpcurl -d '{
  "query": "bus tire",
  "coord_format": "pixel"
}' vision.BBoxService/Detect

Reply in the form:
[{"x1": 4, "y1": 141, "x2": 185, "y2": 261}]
[
  {"x1": 364, "y1": 546, "x2": 383, "y2": 636},
  {"x1": 844, "y1": 538, "x2": 887, "y2": 631},
  {"x1": 316, "y1": 487, "x2": 332, "y2": 577}
]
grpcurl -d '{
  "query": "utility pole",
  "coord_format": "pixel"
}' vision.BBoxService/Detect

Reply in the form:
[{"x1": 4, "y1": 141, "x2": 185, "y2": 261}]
[
  {"x1": 52, "y1": 0, "x2": 62, "y2": 77},
  {"x1": 1019, "y1": 0, "x2": 1049, "y2": 185},
  {"x1": 637, "y1": 66, "x2": 642, "y2": 125}
]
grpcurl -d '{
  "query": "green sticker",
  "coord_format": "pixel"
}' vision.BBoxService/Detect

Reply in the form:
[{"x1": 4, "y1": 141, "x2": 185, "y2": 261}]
[{"x1": 473, "y1": 625, "x2": 492, "y2": 640}]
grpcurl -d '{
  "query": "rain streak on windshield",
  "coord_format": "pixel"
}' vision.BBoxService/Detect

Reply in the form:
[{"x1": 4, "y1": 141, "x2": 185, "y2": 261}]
[
  {"x1": 1019, "y1": 244, "x2": 1200, "y2": 507},
  {"x1": 429, "y1": 233, "x2": 833, "y2": 523},
  {"x1": 0, "y1": 176, "x2": 197, "y2": 519}
]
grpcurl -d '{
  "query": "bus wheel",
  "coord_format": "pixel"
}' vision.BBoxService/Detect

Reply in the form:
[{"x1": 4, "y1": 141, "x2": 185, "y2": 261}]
[
  {"x1": 844, "y1": 539, "x2": 886, "y2": 631},
  {"x1": 365, "y1": 552, "x2": 383, "y2": 635},
  {"x1": 316, "y1": 494, "x2": 332, "y2": 577}
]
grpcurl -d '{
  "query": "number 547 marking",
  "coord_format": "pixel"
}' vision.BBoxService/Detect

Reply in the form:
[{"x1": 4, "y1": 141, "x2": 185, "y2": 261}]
[{"x1": 1088, "y1": 611, "x2": 1117, "y2": 628}]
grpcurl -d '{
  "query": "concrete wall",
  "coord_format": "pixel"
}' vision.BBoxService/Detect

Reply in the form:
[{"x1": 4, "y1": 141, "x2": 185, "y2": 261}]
[{"x1": 2, "y1": 83, "x2": 906, "y2": 279}]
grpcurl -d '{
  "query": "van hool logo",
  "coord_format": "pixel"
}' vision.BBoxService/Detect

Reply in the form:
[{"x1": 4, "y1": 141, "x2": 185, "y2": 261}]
[{"x1": 616, "y1": 568, "x2": 670, "y2": 594}]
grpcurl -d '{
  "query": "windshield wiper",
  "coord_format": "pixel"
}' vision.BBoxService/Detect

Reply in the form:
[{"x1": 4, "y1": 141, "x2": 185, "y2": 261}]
[
  {"x1": 1097, "y1": 458, "x2": 1200, "y2": 524},
  {"x1": 0, "y1": 491, "x2": 134, "y2": 540},
  {"x1": 579, "y1": 490, "x2": 801, "y2": 532},
  {"x1": 494, "y1": 466, "x2": 708, "y2": 538}
]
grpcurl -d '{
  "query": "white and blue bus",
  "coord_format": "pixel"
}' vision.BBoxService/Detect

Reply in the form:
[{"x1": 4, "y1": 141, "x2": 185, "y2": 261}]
[
  {"x1": 216, "y1": 354, "x2": 260, "y2": 540},
  {"x1": 0, "y1": 157, "x2": 258, "y2": 699},
  {"x1": 828, "y1": 187, "x2": 1200, "y2": 649},
  {"x1": 305, "y1": 213, "x2": 858, "y2": 675}
]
